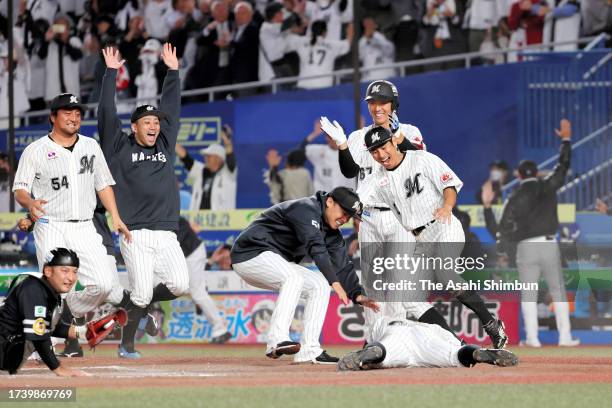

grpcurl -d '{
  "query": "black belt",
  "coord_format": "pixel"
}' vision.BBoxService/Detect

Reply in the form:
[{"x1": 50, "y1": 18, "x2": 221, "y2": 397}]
[
  {"x1": 67, "y1": 219, "x2": 92, "y2": 223},
  {"x1": 412, "y1": 220, "x2": 436, "y2": 237},
  {"x1": 372, "y1": 207, "x2": 391, "y2": 212}
]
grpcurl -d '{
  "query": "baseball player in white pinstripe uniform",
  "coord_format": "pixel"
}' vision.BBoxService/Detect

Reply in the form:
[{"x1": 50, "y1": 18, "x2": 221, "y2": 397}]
[
  {"x1": 321, "y1": 80, "x2": 450, "y2": 344},
  {"x1": 358, "y1": 126, "x2": 508, "y2": 348},
  {"x1": 12, "y1": 93, "x2": 131, "y2": 319},
  {"x1": 337, "y1": 317, "x2": 518, "y2": 371},
  {"x1": 98, "y1": 45, "x2": 189, "y2": 358}
]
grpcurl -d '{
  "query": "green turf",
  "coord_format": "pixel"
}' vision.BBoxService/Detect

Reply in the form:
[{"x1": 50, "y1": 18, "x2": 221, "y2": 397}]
[{"x1": 6, "y1": 384, "x2": 612, "y2": 408}]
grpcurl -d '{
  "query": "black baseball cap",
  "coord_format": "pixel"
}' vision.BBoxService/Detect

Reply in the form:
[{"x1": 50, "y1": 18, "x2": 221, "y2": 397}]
[
  {"x1": 517, "y1": 160, "x2": 538, "y2": 178},
  {"x1": 49, "y1": 93, "x2": 85, "y2": 114},
  {"x1": 328, "y1": 187, "x2": 363, "y2": 221},
  {"x1": 364, "y1": 126, "x2": 392, "y2": 151},
  {"x1": 130, "y1": 104, "x2": 168, "y2": 123}
]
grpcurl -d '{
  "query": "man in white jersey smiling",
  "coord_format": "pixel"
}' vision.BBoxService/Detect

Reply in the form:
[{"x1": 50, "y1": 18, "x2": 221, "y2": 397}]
[
  {"x1": 320, "y1": 80, "x2": 458, "y2": 346},
  {"x1": 12, "y1": 93, "x2": 131, "y2": 321},
  {"x1": 358, "y1": 125, "x2": 508, "y2": 348},
  {"x1": 321, "y1": 80, "x2": 508, "y2": 348}
]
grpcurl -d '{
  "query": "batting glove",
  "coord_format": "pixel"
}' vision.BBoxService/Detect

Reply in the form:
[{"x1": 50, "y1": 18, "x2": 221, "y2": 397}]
[
  {"x1": 389, "y1": 111, "x2": 400, "y2": 136},
  {"x1": 320, "y1": 116, "x2": 347, "y2": 146}
]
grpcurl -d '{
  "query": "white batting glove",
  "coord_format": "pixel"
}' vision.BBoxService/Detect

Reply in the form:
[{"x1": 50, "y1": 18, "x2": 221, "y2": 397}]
[{"x1": 320, "y1": 116, "x2": 347, "y2": 146}]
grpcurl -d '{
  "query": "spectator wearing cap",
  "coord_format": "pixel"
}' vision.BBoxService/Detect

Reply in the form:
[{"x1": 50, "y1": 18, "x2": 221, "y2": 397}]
[
  {"x1": 135, "y1": 39, "x2": 164, "y2": 106},
  {"x1": 40, "y1": 13, "x2": 82, "y2": 102},
  {"x1": 264, "y1": 148, "x2": 314, "y2": 205},
  {"x1": 175, "y1": 125, "x2": 237, "y2": 210}
]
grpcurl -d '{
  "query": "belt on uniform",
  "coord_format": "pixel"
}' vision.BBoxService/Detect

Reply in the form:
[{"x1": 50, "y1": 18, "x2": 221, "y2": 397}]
[
  {"x1": 66, "y1": 219, "x2": 92, "y2": 223},
  {"x1": 371, "y1": 207, "x2": 391, "y2": 212},
  {"x1": 411, "y1": 220, "x2": 436, "y2": 237}
]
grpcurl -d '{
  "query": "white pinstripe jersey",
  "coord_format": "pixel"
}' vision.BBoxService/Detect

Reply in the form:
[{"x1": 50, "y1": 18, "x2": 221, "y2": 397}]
[
  {"x1": 13, "y1": 135, "x2": 115, "y2": 221},
  {"x1": 364, "y1": 150, "x2": 463, "y2": 230},
  {"x1": 347, "y1": 123, "x2": 425, "y2": 207}
]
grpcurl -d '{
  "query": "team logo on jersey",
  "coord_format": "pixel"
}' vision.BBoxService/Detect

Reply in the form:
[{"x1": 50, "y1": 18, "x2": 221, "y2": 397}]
[
  {"x1": 47, "y1": 151, "x2": 57, "y2": 160},
  {"x1": 440, "y1": 172, "x2": 453, "y2": 184},
  {"x1": 379, "y1": 176, "x2": 389, "y2": 187},
  {"x1": 34, "y1": 306, "x2": 46, "y2": 317},
  {"x1": 32, "y1": 318, "x2": 46, "y2": 335},
  {"x1": 311, "y1": 220, "x2": 320, "y2": 229},
  {"x1": 404, "y1": 173, "x2": 424, "y2": 198},
  {"x1": 79, "y1": 155, "x2": 96, "y2": 174}
]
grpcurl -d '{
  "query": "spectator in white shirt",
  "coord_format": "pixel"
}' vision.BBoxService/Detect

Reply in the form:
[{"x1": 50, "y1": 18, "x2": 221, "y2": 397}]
[
  {"x1": 286, "y1": 19, "x2": 352, "y2": 89},
  {"x1": 144, "y1": 0, "x2": 173, "y2": 41},
  {"x1": 359, "y1": 17, "x2": 396, "y2": 82}
]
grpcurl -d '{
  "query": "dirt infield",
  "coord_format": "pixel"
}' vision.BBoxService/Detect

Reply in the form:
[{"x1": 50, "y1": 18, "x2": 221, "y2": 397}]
[{"x1": 4, "y1": 344, "x2": 612, "y2": 389}]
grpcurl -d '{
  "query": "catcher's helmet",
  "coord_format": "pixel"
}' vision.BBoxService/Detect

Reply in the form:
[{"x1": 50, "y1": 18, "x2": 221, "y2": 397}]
[
  {"x1": 45, "y1": 248, "x2": 80, "y2": 268},
  {"x1": 364, "y1": 80, "x2": 399, "y2": 111}
]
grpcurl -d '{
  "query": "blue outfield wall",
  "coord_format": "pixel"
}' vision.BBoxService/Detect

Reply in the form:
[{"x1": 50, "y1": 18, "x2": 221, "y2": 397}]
[{"x1": 1, "y1": 64, "x2": 521, "y2": 207}]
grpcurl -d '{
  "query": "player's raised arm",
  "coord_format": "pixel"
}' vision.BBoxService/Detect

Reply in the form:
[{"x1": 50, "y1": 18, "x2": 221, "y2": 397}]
[
  {"x1": 158, "y1": 43, "x2": 181, "y2": 149},
  {"x1": 320, "y1": 117, "x2": 360, "y2": 178},
  {"x1": 98, "y1": 47, "x2": 125, "y2": 155}
]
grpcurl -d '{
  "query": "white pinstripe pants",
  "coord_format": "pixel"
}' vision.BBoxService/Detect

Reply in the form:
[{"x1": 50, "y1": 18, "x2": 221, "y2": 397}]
[
  {"x1": 370, "y1": 318, "x2": 462, "y2": 368},
  {"x1": 413, "y1": 215, "x2": 466, "y2": 300},
  {"x1": 120, "y1": 229, "x2": 190, "y2": 308},
  {"x1": 186, "y1": 243, "x2": 227, "y2": 338},
  {"x1": 232, "y1": 251, "x2": 330, "y2": 361},
  {"x1": 360, "y1": 209, "x2": 432, "y2": 343},
  {"x1": 33, "y1": 220, "x2": 125, "y2": 317}
]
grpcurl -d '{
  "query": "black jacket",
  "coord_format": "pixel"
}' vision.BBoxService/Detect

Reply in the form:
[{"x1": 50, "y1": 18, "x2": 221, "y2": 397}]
[
  {"x1": 496, "y1": 141, "x2": 571, "y2": 243},
  {"x1": 0, "y1": 275, "x2": 70, "y2": 372},
  {"x1": 98, "y1": 68, "x2": 181, "y2": 231},
  {"x1": 231, "y1": 192, "x2": 365, "y2": 302},
  {"x1": 229, "y1": 22, "x2": 260, "y2": 84}
]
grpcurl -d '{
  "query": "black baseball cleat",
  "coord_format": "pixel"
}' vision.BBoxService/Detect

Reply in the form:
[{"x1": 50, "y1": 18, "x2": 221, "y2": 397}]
[
  {"x1": 473, "y1": 348, "x2": 519, "y2": 367},
  {"x1": 483, "y1": 319, "x2": 508, "y2": 349},
  {"x1": 56, "y1": 338, "x2": 84, "y2": 358},
  {"x1": 312, "y1": 351, "x2": 340, "y2": 365},
  {"x1": 337, "y1": 345, "x2": 385, "y2": 371},
  {"x1": 144, "y1": 313, "x2": 159, "y2": 337},
  {"x1": 210, "y1": 331, "x2": 232, "y2": 344},
  {"x1": 266, "y1": 341, "x2": 301, "y2": 359}
]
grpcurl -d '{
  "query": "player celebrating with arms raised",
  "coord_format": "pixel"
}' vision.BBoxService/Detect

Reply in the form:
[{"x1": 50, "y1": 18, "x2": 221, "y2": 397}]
[{"x1": 98, "y1": 44, "x2": 189, "y2": 358}]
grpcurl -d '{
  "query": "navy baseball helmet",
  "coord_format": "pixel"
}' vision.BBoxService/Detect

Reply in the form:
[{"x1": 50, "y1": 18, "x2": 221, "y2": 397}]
[
  {"x1": 364, "y1": 126, "x2": 393, "y2": 151},
  {"x1": 45, "y1": 248, "x2": 80, "y2": 268},
  {"x1": 329, "y1": 187, "x2": 363, "y2": 221},
  {"x1": 364, "y1": 80, "x2": 399, "y2": 111}
]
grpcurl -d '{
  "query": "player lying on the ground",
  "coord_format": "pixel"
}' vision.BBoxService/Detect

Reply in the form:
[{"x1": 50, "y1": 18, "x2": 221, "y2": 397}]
[
  {"x1": 231, "y1": 187, "x2": 379, "y2": 364},
  {"x1": 0, "y1": 249, "x2": 126, "y2": 376},
  {"x1": 337, "y1": 317, "x2": 518, "y2": 371},
  {"x1": 351, "y1": 125, "x2": 507, "y2": 348}
]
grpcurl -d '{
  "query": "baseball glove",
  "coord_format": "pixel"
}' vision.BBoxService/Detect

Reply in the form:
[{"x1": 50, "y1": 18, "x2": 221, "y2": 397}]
[
  {"x1": 337, "y1": 351, "x2": 363, "y2": 371},
  {"x1": 85, "y1": 309, "x2": 128, "y2": 348}
]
